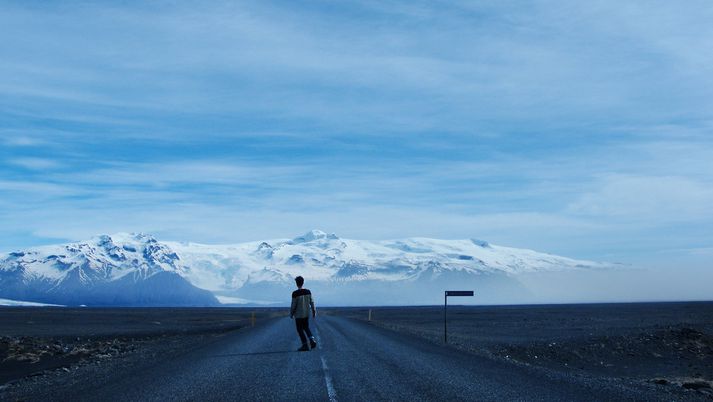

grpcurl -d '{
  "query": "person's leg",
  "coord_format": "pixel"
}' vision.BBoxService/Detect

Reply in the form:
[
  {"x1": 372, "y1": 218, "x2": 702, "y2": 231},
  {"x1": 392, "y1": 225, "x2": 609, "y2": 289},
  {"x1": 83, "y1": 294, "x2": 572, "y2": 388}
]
[
  {"x1": 295, "y1": 318, "x2": 307, "y2": 344},
  {"x1": 304, "y1": 318, "x2": 317, "y2": 349},
  {"x1": 303, "y1": 317, "x2": 313, "y2": 338}
]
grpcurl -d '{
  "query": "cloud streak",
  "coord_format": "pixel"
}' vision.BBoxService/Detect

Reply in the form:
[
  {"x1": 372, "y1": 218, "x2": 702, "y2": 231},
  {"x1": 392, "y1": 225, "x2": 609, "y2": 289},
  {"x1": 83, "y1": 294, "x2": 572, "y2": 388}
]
[{"x1": 2, "y1": 1, "x2": 712, "y2": 137}]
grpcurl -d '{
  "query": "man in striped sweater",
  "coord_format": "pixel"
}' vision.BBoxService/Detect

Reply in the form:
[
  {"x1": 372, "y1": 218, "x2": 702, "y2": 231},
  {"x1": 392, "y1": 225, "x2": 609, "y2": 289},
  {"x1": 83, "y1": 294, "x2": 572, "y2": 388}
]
[{"x1": 290, "y1": 276, "x2": 317, "y2": 352}]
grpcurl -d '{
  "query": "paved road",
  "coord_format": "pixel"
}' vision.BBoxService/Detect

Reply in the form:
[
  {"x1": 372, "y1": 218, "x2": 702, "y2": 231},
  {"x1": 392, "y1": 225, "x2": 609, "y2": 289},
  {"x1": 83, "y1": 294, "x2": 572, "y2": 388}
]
[{"x1": 44, "y1": 316, "x2": 662, "y2": 401}]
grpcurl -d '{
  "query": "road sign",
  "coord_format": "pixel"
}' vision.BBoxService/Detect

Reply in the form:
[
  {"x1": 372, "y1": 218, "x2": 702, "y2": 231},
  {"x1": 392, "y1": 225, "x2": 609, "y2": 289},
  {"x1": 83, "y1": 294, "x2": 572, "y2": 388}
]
[
  {"x1": 444, "y1": 290, "x2": 474, "y2": 344},
  {"x1": 445, "y1": 291, "x2": 474, "y2": 297}
]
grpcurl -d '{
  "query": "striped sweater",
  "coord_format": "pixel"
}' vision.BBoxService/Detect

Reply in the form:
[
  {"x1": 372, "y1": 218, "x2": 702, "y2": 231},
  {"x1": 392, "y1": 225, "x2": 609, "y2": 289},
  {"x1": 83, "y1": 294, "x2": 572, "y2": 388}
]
[{"x1": 290, "y1": 288, "x2": 316, "y2": 319}]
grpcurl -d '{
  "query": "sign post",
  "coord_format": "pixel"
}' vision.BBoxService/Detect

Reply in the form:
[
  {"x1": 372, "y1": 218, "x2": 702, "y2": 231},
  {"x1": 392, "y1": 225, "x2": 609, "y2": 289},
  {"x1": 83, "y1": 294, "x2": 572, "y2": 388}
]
[{"x1": 444, "y1": 290, "x2": 474, "y2": 344}]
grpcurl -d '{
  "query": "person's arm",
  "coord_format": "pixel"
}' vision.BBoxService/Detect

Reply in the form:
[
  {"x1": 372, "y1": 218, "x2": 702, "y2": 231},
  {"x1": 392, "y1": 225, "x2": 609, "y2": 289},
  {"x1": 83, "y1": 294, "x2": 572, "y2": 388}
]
[
  {"x1": 310, "y1": 294, "x2": 316, "y2": 318},
  {"x1": 290, "y1": 295, "x2": 297, "y2": 318}
]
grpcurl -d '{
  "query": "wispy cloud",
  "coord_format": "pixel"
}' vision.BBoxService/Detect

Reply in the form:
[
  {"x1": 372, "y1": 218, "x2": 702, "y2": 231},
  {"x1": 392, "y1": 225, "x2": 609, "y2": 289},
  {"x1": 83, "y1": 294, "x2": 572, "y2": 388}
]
[
  {"x1": 567, "y1": 174, "x2": 713, "y2": 222},
  {"x1": 1, "y1": 136, "x2": 47, "y2": 147},
  {"x1": 7, "y1": 157, "x2": 62, "y2": 170},
  {"x1": 2, "y1": 1, "x2": 712, "y2": 137}
]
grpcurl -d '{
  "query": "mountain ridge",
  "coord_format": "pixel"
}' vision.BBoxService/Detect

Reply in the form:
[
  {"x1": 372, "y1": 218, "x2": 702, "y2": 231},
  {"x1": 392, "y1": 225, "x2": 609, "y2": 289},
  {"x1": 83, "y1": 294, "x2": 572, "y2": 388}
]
[{"x1": 0, "y1": 230, "x2": 615, "y2": 306}]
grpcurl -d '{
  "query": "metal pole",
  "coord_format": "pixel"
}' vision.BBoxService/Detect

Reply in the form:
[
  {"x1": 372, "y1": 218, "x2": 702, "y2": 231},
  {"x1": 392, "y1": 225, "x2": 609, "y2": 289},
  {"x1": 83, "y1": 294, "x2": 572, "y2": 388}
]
[{"x1": 444, "y1": 292, "x2": 448, "y2": 344}]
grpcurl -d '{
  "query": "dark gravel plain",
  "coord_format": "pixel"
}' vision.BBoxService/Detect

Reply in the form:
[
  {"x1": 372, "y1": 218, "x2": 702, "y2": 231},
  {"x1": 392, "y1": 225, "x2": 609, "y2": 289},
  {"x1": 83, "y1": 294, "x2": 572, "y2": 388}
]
[
  {"x1": 0, "y1": 307, "x2": 285, "y2": 386},
  {"x1": 1, "y1": 302, "x2": 711, "y2": 401},
  {"x1": 323, "y1": 301, "x2": 713, "y2": 398}
]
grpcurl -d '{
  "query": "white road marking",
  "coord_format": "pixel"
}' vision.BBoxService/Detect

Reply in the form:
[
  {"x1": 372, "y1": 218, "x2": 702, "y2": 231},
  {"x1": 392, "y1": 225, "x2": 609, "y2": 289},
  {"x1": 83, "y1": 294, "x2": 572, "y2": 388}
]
[
  {"x1": 320, "y1": 356, "x2": 338, "y2": 402},
  {"x1": 314, "y1": 326, "x2": 338, "y2": 402}
]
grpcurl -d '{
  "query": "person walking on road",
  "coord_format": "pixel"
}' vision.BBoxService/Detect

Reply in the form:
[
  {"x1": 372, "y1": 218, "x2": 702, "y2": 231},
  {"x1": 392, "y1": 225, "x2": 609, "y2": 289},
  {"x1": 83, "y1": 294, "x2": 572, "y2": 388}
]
[{"x1": 290, "y1": 276, "x2": 317, "y2": 352}]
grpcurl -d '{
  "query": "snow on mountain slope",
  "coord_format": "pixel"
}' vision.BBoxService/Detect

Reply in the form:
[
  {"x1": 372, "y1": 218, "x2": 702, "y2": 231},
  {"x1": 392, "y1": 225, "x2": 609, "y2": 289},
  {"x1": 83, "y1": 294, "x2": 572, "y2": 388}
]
[
  {"x1": 0, "y1": 230, "x2": 613, "y2": 306},
  {"x1": 166, "y1": 230, "x2": 613, "y2": 305},
  {"x1": 0, "y1": 233, "x2": 218, "y2": 306}
]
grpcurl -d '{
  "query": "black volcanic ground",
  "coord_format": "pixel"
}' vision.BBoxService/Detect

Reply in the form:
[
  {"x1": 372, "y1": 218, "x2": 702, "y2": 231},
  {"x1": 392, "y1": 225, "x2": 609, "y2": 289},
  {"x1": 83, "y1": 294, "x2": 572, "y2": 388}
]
[
  {"x1": 327, "y1": 302, "x2": 713, "y2": 396},
  {"x1": 1, "y1": 302, "x2": 712, "y2": 399}
]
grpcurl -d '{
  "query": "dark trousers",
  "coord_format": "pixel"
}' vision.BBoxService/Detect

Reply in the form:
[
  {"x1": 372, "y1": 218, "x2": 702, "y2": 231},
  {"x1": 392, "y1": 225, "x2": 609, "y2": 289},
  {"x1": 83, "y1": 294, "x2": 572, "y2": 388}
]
[{"x1": 295, "y1": 317, "x2": 313, "y2": 345}]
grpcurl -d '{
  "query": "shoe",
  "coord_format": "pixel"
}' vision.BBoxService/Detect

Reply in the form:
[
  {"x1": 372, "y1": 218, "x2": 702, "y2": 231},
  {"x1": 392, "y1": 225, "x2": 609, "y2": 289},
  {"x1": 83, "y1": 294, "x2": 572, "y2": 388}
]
[
  {"x1": 297, "y1": 344, "x2": 309, "y2": 352},
  {"x1": 310, "y1": 338, "x2": 317, "y2": 349}
]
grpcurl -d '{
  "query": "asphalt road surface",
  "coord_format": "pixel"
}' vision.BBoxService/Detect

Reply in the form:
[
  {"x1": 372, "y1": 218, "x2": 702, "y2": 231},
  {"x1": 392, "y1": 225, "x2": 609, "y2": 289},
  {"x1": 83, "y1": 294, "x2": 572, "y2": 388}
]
[{"x1": 41, "y1": 316, "x2": 669, "y2": 401}]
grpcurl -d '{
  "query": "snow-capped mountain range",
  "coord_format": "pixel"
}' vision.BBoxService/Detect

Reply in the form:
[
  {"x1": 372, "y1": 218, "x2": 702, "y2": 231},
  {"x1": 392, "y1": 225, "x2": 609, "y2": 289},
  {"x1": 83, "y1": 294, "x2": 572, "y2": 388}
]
[{"x1": 0, "y1": 230, "x2": 613, "y2": 306}]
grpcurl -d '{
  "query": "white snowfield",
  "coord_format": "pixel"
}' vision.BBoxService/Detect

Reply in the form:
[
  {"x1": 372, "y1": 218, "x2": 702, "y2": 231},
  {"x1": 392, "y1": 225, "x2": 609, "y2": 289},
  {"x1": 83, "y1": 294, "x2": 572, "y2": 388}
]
[
  {"x1": 0, "y1": 230, "x2": 613, "y2": 306},
  {"x1": 168, "y1": 229, "x2": 610, "y2": 292}
]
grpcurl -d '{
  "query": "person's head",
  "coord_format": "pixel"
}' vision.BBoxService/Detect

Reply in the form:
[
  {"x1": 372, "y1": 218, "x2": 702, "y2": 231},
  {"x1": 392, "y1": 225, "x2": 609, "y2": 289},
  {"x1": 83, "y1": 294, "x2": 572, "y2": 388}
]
[{"x1": 295, "y1": 276, "x2": 304, "y2": 288}]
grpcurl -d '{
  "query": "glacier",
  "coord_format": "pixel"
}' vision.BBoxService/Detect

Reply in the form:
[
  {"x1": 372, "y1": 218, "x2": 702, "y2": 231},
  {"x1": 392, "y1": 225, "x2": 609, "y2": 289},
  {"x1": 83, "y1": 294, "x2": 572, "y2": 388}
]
[{"x1": 0, "y1": 230, "x2": 615, "y2": 307}]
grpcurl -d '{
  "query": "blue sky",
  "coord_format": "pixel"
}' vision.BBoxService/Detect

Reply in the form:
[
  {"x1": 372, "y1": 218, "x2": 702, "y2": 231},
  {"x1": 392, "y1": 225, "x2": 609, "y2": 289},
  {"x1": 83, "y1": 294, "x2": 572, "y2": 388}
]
[{"x1": 1, "y1": 1, "x2": 712, "y2": 269}]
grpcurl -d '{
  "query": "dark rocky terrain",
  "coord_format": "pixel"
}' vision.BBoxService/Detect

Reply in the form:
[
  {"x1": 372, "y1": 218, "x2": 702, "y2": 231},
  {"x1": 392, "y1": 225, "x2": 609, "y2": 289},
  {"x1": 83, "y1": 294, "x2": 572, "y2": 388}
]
[
  {"x1": 0, "y1": 307, "x2": 285, "y2": 389},
  {"x1": 325, "y1": 302, "x2": 713, "y2": 399},
  {"x1": 1, "y1": 303, "x2": 711, "y2": 400}
]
